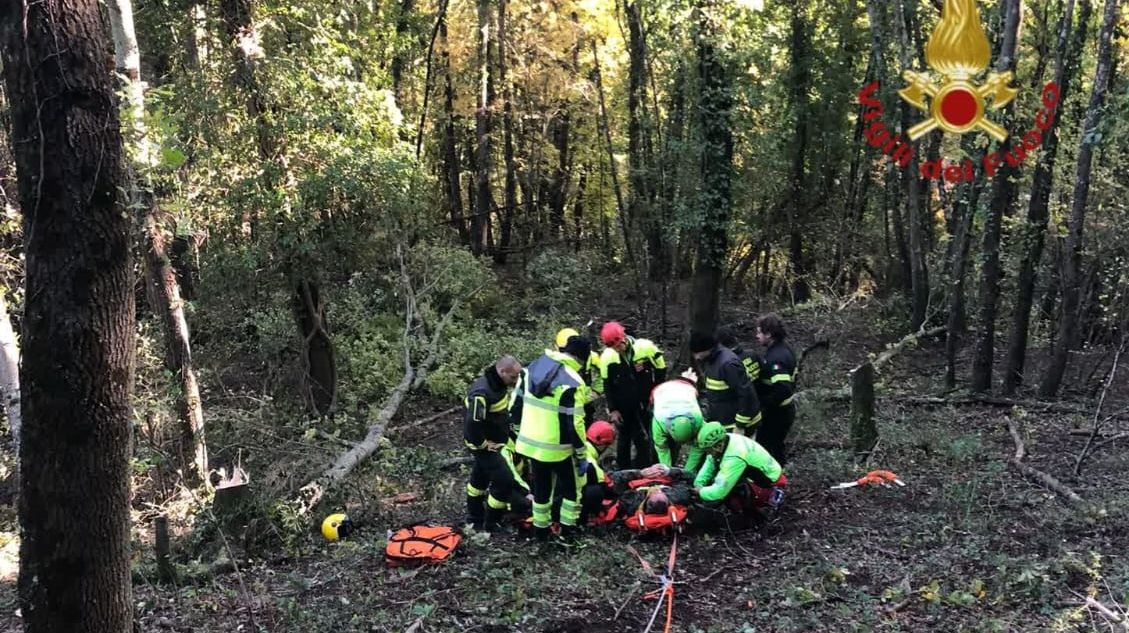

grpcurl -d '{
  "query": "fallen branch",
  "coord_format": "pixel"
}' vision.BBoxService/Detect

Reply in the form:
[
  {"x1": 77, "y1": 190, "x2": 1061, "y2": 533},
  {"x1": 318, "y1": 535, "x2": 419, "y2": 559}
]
[
  {"x1": 867, "y1": 326, "x2": 946, "y2": 372},
  {"x1": 1005, "y1": 420, "x2": 1086, "y2": 508},
  {"x1": 1085, "y1": 597, "x2": 1129, "y2": 631},
  {"x1": 1075, "y1": 334, "x2": 1127, "y2": 475},
  {"x1": 439, "y1": 455, "x2": 473, "y2": 469},
  {"x1": 389, "y1": 406, "x2": 460, "y2": 433},
  {"x1": 293, "y1": 248, "x2": 466, "y2": 514}
]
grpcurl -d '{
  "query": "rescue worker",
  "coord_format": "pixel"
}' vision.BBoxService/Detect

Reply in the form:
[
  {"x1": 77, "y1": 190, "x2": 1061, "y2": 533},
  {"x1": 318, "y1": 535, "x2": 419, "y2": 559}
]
[
  {"x1": 555, "y1": 327, "x2": 603, "y2": 423},
  {"x1": 753, "y1": 314, "x2": 797, "y2": 464},
  {"x1": 689, "y1": 330, "x2": 760, "y2": 436},
  {"x1": 464, "y1": 355, "x2": 524, "y2": 531},
  {"x1": 511, "y1": 336, "x2": 593, "y2": 541},
  {"x1": 599, "y1": 321, "x2": 666, "y2": 469},
  {"x1": 690, "y1": 422, "x2": 786, "y2": 528},
  {"x1": 717, "y1": 326, "x2": 760, "y2": 382},
  {"x1": 648, "y1": 369, "x2": 708, "y2": 475},
  {"x1": 578, "y1": 421, "x2": 616, "y2": 524}
]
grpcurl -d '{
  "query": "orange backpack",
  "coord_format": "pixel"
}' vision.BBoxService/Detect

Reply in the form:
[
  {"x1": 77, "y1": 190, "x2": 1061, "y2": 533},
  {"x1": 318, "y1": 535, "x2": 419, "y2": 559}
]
[{"x1": 385, "y1": 526, "x2": 461, "y2": 567}]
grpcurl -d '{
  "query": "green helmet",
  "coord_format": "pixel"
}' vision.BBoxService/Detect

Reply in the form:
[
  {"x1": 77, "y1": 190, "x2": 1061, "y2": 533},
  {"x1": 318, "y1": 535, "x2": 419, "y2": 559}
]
[
  {"x1": 696, "y1": 421, "x2": 727, "y2": 449},
  {"x1": 669, "y1": 415, "x2": 698, "y2": 444}
]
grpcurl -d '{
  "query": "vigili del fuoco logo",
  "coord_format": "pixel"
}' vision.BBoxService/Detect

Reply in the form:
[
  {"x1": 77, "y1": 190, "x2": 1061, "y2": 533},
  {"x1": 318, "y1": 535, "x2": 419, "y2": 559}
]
[{"x1": 857, "y1": 0, "x2": 1061, "y2": 184}]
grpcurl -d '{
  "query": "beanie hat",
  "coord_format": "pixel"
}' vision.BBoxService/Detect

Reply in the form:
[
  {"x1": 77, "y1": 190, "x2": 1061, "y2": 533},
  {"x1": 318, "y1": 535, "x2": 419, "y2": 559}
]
[
  {"x1": 562, "y1": 335, "x2": 592, "y2": 362},
  {"x1": 689, "y1": 330, "x2": 716, "y2": 354}
]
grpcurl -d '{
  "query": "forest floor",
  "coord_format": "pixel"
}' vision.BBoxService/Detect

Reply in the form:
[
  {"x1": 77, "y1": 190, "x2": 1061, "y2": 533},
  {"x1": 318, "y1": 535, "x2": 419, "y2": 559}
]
[{"x1": 1, "y1": 300, "x2": 1129, "y2": 632}]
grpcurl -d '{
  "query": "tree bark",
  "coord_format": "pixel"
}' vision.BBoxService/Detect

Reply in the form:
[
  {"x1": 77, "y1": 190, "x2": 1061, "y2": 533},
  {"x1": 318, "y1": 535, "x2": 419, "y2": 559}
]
[
  {"x1": 110, "y1": 0, "x2": 208, "y2": 485},
  {"x1": 787, "y1": 2, "x2": 811, "y2": 304},
  {"x1": 625, "y1": 1, "x2": 661, "y2": 282},
  {"x1": 850, "y1": 362, "x2": 877, "y2": 458},
  {"x1": 1, "y1": 0, "x2": 135, "y2": 630},
  {"x1": 1002, "y1": 0, "x2": 1090, "y2": 395},
  {"x1": 472, "y1": 0, "x2": 495, "y2": 256},
  {"x1": 688, "y1": 0, "x2": 733, "y2": 334},
  {"x1": 970, "y1": 0, "x2": 1022, "y2": 392},
  {"x1": 293, "y1": 278, "x2": 337, "y2": 415},
  {"x1": 944, "y1": 147, "x2": 986, "y2": 388},
  {"x1": 1039, "y1": 0, "x2": 1120, "y2": 397}
]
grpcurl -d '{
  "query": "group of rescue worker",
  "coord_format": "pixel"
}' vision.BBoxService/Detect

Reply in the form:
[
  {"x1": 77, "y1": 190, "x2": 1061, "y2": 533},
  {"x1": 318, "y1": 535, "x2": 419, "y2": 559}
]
[{"x1": 463, "y1": 315, "x2": 797, "y2": 542}]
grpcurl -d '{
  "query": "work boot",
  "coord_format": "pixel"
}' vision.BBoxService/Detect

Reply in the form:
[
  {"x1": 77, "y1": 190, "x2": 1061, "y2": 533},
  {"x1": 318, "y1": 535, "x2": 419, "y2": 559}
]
[
  {"x1": 484, "y1": 507, "x2": 511, "y2": 534},
  {"x1": 533, "y1": 525, "x2": 550, "y2": 542},
  {"x1": 466, "y1": 495, "x2": 485, "y2": 531}
]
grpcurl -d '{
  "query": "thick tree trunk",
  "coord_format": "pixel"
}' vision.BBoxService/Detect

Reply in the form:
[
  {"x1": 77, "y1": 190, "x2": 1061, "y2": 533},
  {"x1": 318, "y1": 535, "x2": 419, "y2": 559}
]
[
  {"x1": 970, "y1": 0, "x2": 1022, "y2": 392},
  {"x1": 439, "y1": 14, "x2": 469, "y2": 246},
  {"x1": 293, "y1": 279, "x2": 337, "y2": 415},
  {"x1": 787, "y1": 3, "x2": 811, "y2": 304},
  {"x1": 944, "y1": 161, "x2": 986, "y2": 388},
  {"x1": 689, "y1": 1, "x2": 733, "y2": 334},
  {"x1": 472, "y1": 0, "x2": 495, "y2": 256},
  {"x1": 111, "y1": 0, "x2": 208, "y2": 485},
  {"x1": 1, "y1": 0, "x2": 135, "y2": 630},
  {"x1": 1002, "y1": 0, "x2": 1089, "y2": 395},
  {"x1": 625, "y1": 1, "x2": 661, "y2": 281},
  {"x1": 1040, "y1": 0, "x2": 1120, "y2": 397},
  {"x1": 0, "y1": 295, "x2": 19, "y2": 456}
]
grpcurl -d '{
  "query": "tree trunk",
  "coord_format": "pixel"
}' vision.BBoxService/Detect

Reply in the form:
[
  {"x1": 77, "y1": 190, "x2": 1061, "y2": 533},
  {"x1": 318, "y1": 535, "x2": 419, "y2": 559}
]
[
  {"x1": 439, "y1": 12, "x2": 469, "y2": 246},
  {"x1": 625, "y1": 1, "x2": 661, "y2": 282},
  {"x1": 787, "y1": 2, "x2": 811, "y2": 304},
  {"x1": 688, "y1": 0, "x2": 733, "y2": 334},
  {"x1": 293, "y1": 278, "x2": 337, "y2": 415},
  {"x1": 1002, "y1": 0, "x2": 1089, "y2": 395},
  {"x1": 472, "y1": 0, "x2": 495, "y2": 256},
  {"x1": 495, "y1": 0, "x2": 518, "y2": 263},
  {"x1": 895, "y1": 0, "x2": 928, "y2": 328},
  {"x1": 0, "y1": 295, "x2": 19, "y2": 456},
  {"x1": 850, "y1": 362, "x2": 877, "y2": 458},
  {"x1": 944, "y1": 152, "x2": 986, "y2": 388},
  {"x1": 1040, "y1": 0, "x2": 1120, "y2": 397},
  {"x1": 110, "y1": 0, "x2": 208, "y2": 485},
  {"x1": 2, "y1": 0, "x2": 135, "y2": 629},
  {"x1": 970, "y1": 0, "x2": 1022, "y2": 393}
]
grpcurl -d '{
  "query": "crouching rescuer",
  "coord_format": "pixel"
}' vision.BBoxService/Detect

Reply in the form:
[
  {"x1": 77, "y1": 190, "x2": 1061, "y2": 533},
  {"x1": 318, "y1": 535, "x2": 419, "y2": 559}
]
[
  {"x1": 513, "y1": 336, "x2": 594, "y2": 540},
  {"x1": 464, "y1": 356, "x2": 524, "y2": 531},
  {"x1": 690, "y1": 422, "x2": 787, "y2": 528}
]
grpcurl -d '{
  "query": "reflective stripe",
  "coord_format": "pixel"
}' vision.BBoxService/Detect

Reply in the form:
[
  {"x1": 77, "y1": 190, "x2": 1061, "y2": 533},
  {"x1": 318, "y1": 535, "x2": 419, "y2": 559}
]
[
  {"x1": 780, "y1": 396, "x2": 795, "y2": 406},
  {"x1": 489, "y1": 398, "x2": 509, "y2": 413},
  {"x1": 467, "y1": 483, "x2": 486, "y2": 497},
  {"x1": 465, "y1": 440, "x2": 487, "y2": 450},
  {"x1": 522, "y1": 395, "x2": 576, "y2": 415},
  {"x1": 516, "y1": 434, "x2": 572, "y2": 453},
  {"x1": 761, "y1": 374, "x2": 794, "y2": 384},
  {"x1": 487, "y1": 495, "x2": 509, "y2": 510},
  {"x1": 705, "y1": 377, "x2": 728, "y2": 391}
]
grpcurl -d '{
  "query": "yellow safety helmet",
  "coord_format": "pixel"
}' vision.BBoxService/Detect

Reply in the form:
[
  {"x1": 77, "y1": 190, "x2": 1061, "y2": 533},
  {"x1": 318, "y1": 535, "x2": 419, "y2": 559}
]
[
  {"x1": 555, "y1": 327, "x2": 580, "y2": 349},
  {"x1": 321, "y1": 512, "x2": 353, "y2": 541}
]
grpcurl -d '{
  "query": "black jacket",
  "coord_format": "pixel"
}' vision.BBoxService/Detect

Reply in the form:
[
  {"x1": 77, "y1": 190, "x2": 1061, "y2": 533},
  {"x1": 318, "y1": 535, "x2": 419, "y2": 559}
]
[
  {"x1": 756, "y1": 341, "x2": 797, "y2": 408},
  {"x1": 700, "y1": 346, "x2": 760, "y2": 428},
  {"x1": 464, "y1": 366, "x2": 511, "y2": 448}
]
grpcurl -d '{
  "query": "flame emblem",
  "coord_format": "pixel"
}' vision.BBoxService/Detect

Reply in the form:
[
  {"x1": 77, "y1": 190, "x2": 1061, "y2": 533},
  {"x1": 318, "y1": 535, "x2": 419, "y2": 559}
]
[{"x1": 899, "y1": 0, "x2": 1018, "y2": 141}]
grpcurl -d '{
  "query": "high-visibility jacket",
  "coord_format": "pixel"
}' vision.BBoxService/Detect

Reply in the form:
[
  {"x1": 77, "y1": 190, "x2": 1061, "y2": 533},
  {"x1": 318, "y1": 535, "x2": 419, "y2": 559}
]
[
  {"x1": 756, "y1": 341, "x2": 797, "y2": 408},
  {"x1": 463, "y1": 366, "x2": 512, "y2": 450},
  {"x1": 694, "y1": 433, "x2": 782, "y2": 502},
  {"x1": 700, "y1": 346, "x2": 760, "y2": 432},
  {"x1": 600, "y1": 336, "x2": 667, "y2": 413},
  {"x1": 649, "y1": 378, "x2": 706, "y2": 473},
  {"x1": 511, "y1": 350, "x2": 589, "y2": 463},
  {"x1": 587, "y1": 351, "x2": 604, "y2": 395}
]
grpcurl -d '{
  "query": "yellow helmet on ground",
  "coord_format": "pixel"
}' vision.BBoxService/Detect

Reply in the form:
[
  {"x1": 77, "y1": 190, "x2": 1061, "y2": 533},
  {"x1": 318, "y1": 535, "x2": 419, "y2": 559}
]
[
  {"x1": 555, "y1": 328, "x2": 580, "y2": 349},
  {"x1": 321, "y1": 513, "x2": 353, "y2": 541}
]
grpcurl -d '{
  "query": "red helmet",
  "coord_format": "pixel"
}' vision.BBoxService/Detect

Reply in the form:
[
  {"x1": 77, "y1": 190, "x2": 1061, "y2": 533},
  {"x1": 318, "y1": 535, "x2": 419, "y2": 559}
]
[
  {"x1": 600, "y1": 321, "x2": 626, "y2": 346},
  {"x1": 587, "y1": 420, "x2": 616, "y2": 447}
]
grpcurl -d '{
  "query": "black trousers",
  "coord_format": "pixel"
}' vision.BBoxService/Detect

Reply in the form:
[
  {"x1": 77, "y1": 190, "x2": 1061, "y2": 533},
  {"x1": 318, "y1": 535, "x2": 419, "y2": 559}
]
[
  {"x1": 531, "y1": 458, "x2": 580, "y2": 528},
  {"x1": 468, "y1": 450, "x2": 515, "y2": 511},
  {"x1": 756, "y1": 403, "x2": 795, "y2": 464},
  {"x1": 616, "y1": 405, "x2": 655, "y2": 469}
]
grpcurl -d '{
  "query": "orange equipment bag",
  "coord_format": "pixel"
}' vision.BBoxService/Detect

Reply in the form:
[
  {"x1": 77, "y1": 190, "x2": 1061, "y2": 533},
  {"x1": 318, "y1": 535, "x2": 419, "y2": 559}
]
[{"x1": 385, "y1": 525, "x2": 461, "y2": 567}]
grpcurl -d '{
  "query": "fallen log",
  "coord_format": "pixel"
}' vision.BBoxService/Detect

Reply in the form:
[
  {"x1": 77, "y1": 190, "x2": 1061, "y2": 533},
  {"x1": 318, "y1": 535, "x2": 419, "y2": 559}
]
[
  {"x1": 1005, "y1": 419, "x2": 1086, "y2": 508},
  {"x1": 1084, "y1": 597, "x2": 1129, "y2": 631},
  {"x1": 389, "y1": 406, "x2": 460, "y2": 433},
  {"x1": 868, "y1": 325, "x2": 946, "y2": 372}
]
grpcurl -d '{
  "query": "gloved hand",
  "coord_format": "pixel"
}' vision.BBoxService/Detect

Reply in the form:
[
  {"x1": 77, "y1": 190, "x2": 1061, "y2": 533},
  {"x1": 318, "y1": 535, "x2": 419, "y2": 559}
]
[
  {"x1": 576, "y1": 459, "x2": 591, "y2": 476},
  {"x1": 768, "y1": 486, "x2": 785, "y2": 509},
  {"x1": 680, "y1": 368, "x2": 699, "y2": 383}
]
